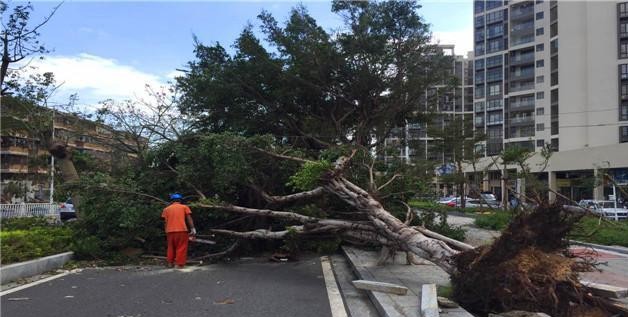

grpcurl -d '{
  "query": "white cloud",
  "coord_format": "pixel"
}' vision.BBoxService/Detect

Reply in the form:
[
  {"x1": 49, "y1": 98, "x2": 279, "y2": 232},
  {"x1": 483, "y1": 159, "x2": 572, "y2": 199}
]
[
  {"x1": 431, "y1": 29, "x2": 473, "y2": 58},
  {"x1": 23, "y1": 53, "x2": 170, "y2": 108}
]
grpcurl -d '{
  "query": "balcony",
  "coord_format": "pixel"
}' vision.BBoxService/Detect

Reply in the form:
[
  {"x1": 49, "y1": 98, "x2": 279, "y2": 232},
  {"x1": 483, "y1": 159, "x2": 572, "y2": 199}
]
[
  {"x1": 487, "y1": 120, "x2": 504, "y2": 126},
  {"x1": 510, "y1": 21, "x2": 535, "y2": 34},
  {"x1": 509, "y1": 100, "x2": 535, "y2": 110},
  {"x1": 511, "y1": 7, "x2": 534, "y2": 20},
  {"x1": 508, "y1": 129, "x2": 535, "y2": 138},
  {"x1": 509, "y1": 116, "x2": 534, "y2": 125},
  {"x1": 510, "y1": 54, "x2": 535, "y2": 66},
  {"x1": 511, "y1": 35, "x2": 535, "y2": 46},
  {"x1": 510, "y1": 81, "x2": 535, "y2": 92},
  {"x1": 510, "y1": 69, "x2": 535, "y2": 80},
  {"x1": 0, "y1": 146, "x2": 29, "y2": 156}
]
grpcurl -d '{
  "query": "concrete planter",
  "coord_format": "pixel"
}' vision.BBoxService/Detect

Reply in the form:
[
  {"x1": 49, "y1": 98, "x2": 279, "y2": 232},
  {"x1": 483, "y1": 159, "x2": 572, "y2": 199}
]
[{"x1": 1, "y1": 251, "x2": 73, "y2": 284}]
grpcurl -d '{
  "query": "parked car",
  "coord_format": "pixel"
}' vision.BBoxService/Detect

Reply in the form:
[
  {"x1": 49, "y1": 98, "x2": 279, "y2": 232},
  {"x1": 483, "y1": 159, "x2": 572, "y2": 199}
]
[
  {"x1": 59, "y1": 198, "x2": 76, "y2": 221},
  {"x1": 578, "y1": 200, "x2": 628, "y2": 221},
  {"x1": 436, "y1": 196, "x2": 457, "y2": 205}
]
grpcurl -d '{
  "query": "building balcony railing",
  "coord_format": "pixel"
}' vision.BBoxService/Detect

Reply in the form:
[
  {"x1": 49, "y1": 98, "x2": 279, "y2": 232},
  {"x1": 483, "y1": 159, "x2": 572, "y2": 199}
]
[
  {"x1": 621, "y1": 11, "x2": 628, "y2": 18},
  {"x1": 620, "y1": 32, "x2": 628, "y2": 39},
  {"x1": 508, "y1": 130, "x2": 535, "y2": 138},
  {"x1": 510, "y1": 116, "x2": 534, "y2": 125},
  {"x1": 510, "y1": 54, "x2": 535, "y2": 65},
  {"x1": 511, "y1": 8, "x2": 534, "y2": 20},
  {"x1": 509, "y1": 81, "x2": 535, "y2": 92},
  {"x1": 510, "y1": 101, "x2": 535, "y2": 110},
  {"x1": 511, "y1": 35, "x2": 535, "y2": 47},
  {"x1": 510, "y1": 70, "x2": 535, "y2": 80},
  {"x1": 0, "y1": 146, "x2": 29, "y2": 156},
  {"x1": 487, "y1": 120, "x2": 504, "y2": 126}
]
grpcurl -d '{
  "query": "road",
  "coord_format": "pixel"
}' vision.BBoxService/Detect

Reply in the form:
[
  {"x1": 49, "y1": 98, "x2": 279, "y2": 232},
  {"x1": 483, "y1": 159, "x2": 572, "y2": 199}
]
[{"x1": 1, "y1": 257, "x2": 333, "y2": 317}]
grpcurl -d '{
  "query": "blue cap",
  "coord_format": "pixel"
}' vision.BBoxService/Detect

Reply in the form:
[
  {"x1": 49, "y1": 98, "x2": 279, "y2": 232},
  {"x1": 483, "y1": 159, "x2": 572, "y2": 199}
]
[{"x1": 169, "y1": 193, "x2": 183, "y2": 200}]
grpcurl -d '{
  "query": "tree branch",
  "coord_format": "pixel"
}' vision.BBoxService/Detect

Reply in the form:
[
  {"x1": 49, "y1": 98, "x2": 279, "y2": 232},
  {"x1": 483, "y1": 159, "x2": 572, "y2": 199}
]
[{"x1": 252, "y1": 147, "x2": 312, "y2": 163}]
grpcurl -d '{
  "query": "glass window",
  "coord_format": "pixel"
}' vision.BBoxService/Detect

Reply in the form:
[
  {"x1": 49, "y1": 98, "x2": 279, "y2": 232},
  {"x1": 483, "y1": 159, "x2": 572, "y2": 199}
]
[
  {"x1": 536, "y1": 12, "x2": 544, "y2": 20},
  {"x1": 486, "y1": 68, "x2": 502, "y2": 81},
  {"x1": 536, "y1": 123, "x2": 544, "y2": 131},
  {"x1": 536, "y1": 28, "x2": 544, "y2": 36},
  {"x1": 620, "y1": 3, "x2": 628, "y2": 17},
  {"x1": 620, "y1": 102, "x2": 628, "y2": 121},
  {"x1": 475, "y1": 0, "x2": 485, "y2": 13},
  {"x1": 475, "y1": 29, "x2": 485, "y2": 42},
  {"x1": 488, "y1": 83, "x2": 501, "y2": 96},
  {"x1": 621, "y1": 126, "x2": 628, "y2": 143},
  {"x1": 475, "y1": 15, "x2": 485, "y2": 27},
  {"x1": 536, "y1": 107, "x2": 544, "y2": 115},
  {"x1": 475, "y1": 101, "x2": 485, "y2": 112},
  {"x1": 537, "y1": 92, "x2": 544, "y2": 99},
  {"x1": 536, "y1": 43, "x2": 544, "y2": 52},
  {"x1": 620, "y1": 41, "x2": 628, "y2": 59},
  {"x1": 536, "y1": 60, "x2": 544, "y2": 68},
  {"x1": 487, "y1": 39, "x2": 503, "y2": 53},
  {"x1": 622, "y1": 83, "x2": 628, "y2": 97},
  {"x1": 486, "y1": 55, "x2": 503, "y2": 67},
  {"x1": 476, "y1": 43, "x2": 485, "y2": 56},
  {"x1": 486, "y1": 0, "x2": 502, "y2": 10},
  {"x1": 476, "y1": 84, "x2": 485, "y2": 98},
  {"x1": 536, "y1": 76, "x2": 544, "y2": 83},
  {"x1": 621, "y1": 64, "x2": 628, "y2": 80},
  {"x1": 475, "y1": 58, "x2": 485, "y2": 70},
  {"x1": 487, "y1": 24, "x2": 503, "y2": 37},
  {"x1": 536, "y1": 140, "x2": 545, "y2": 147},
  {"x1": 550, "y1": 22, "x2": 558, "y2": 37},
  {"x1": 487, "y1": 99, "x2": 503, "y2": 110},
  {"x1": 486, "y1": 10, "x2": 503, "y2": 24},
  {"x1": 621, "y1": 23, "x2": 628, "y2": 36}
]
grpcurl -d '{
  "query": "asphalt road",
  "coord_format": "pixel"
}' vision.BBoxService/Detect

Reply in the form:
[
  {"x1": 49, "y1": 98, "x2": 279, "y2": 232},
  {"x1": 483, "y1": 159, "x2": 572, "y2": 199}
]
[{"x1": 1, "y1": 257, "x2": 333, "y2": 317}]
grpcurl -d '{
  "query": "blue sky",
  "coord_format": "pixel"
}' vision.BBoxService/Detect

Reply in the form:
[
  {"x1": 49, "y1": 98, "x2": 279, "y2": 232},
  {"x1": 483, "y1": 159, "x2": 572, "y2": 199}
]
[{"x1": 14, "y1": 0, "x2": 472, "y2": 108}]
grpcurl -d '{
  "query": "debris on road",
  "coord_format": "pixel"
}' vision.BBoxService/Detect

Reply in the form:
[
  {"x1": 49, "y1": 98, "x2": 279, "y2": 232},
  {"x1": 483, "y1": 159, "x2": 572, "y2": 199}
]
[
  {"x1": 7, "y1": 297, "x2": 30, "y2": 301},
  {"x1": 213, "y1": 298, "x2": 235, "y2": 305}
]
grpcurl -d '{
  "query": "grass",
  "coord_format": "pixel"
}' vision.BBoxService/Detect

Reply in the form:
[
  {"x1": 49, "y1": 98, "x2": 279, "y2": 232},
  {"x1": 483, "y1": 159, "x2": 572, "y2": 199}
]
[
  {"x1": 473, "y1": 211, "x2": 628, "y2": 247},
  {"x1": 0, "y1": 217, "x2": 73, "y2": 264},
  {"x1": 569, "y1": 216, "x2": 628, "y2": 247},
  {"x1": 408, "y1": 200, "x2": 494, "y2": 215}
]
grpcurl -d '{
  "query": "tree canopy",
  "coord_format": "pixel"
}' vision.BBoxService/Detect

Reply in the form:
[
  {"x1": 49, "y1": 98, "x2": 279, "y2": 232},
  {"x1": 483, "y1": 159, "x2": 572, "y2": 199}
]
[{"x1": 176, "y1": 1, "x2": 453, "y2": 149}]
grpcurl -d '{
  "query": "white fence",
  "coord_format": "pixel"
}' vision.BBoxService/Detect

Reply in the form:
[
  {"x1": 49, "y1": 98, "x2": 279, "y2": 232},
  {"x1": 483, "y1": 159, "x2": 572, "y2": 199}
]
[{"x1": 0, "y1": 203, "x2": 60, "y2": 219}]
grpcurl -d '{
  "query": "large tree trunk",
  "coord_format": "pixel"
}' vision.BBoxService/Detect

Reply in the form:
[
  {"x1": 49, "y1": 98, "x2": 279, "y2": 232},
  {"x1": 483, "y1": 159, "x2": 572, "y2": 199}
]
[{"x1": 49, "y1": 143, "x2": 81, "y2": 218}]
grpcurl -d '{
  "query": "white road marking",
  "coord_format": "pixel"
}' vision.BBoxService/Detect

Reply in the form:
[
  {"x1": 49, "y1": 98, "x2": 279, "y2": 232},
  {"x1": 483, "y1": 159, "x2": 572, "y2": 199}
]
[
  {"x1": 0, "y1": 272, "x2": 70, "y2": 297},
  {"x1": 321, "y1": 256, "x2": 349, "y2": 317}
]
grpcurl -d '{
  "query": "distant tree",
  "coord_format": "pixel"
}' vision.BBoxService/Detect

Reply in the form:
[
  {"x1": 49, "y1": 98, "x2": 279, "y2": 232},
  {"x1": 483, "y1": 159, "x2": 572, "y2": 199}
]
[{"x1": 1, "y1": 1, "x2": 61, "y2": 94}]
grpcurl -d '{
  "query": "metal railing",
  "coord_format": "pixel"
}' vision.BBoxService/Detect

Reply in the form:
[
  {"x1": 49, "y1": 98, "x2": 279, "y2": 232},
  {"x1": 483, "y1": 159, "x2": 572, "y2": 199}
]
[{"x1": 0, "y1": 203, "x2": 60, "y2": 219}]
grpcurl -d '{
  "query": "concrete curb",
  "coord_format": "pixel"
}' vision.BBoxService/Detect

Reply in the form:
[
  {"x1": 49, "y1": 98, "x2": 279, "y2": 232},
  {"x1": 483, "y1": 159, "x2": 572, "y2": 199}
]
[
  {"x1": 570, "y1": 241, "x2": 628, "y2": 255},
  {"x1": 0, "y1": 252, "x2": 73, "y2": 284}
]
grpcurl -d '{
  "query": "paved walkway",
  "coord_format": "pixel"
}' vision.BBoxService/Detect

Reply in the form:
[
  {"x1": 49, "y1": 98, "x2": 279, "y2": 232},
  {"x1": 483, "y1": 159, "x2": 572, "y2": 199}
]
[{"x1": 342, "y1": 246, "x2": 472, "y2": 317}]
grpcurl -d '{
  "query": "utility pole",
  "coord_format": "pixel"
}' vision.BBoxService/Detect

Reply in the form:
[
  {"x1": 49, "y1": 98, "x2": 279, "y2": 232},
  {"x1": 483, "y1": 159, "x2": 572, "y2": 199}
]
[{"x1": 49, "y1": 109, "x2": 55, "y2": 204}]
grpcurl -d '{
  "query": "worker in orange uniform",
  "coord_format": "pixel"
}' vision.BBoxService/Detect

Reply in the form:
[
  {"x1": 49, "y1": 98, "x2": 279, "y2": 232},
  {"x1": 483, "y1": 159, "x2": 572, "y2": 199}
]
[{"x1": 162, "y1": 193, "x2": 196, "y2": 268}]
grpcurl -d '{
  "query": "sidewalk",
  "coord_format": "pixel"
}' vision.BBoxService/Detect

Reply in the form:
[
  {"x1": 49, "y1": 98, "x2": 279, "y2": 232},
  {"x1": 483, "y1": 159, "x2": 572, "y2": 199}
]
[{"x1": 341, "y1": 246, "x2": 473, "y2": 317}]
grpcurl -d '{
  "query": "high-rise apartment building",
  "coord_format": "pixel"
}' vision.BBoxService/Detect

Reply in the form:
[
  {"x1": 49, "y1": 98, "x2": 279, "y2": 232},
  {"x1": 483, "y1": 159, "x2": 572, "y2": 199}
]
[
  {"x1": 471, "y1": 0, "x2": 628, "y2": 201},
  {"x1": 384, "y1": 45, "x2": 474, "y2": 164}
]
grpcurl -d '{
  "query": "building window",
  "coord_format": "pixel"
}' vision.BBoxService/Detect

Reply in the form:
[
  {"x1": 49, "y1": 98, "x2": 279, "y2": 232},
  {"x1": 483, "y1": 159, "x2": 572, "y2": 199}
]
[
  {"x1": 536, "y1": 140, "x2": 545, "y2": 147},
  {"x1": 476, "y1": 84, "x2": 485, "y2": 98},
  {"x1": 551, "y1": 138, "x2": 559, "y2": 150},
  {"x1": 486, "y1": 55, "x2": 503, "y2": 67},
  {"x1": 488, "y1": 83, "x2": 501, "y2": 96},
  {"x1": 536, "y1": 92, "x2": 544, "y2": 99},
  {"x1": 486, "y1": 1, "x2": 502, "y2": 10},
  {"x1": 621, "y1": 126, "x2": 628, "y2": 143},
  {"x1": 536, "y1": 60, "x2": 544, "y2": 68},
  {"x1": 536, "y1": 27, "x2": 544, "y2": 36},
  {"x1": 621, "y1": 102, "x2": 628, "y2": 121},
  {"x1": 475, "y1": 58, "x2": 485, "y2": 70},
  {"x1": 621, "y1": 64, "x2": 628, "y2": 80},
  {"x1": 550, "y1": 22, "x2": 558, "y2": 37},
  {"x1": 536, "y1": 43, "x2": 544, "y2": 52},
  {"x1": 487, "y1": 24, "x2": 504, "y2": 37},
  {"x1": 620, "y1": 2, "x2": 628, "y2": 18},
  {"x1": 475, "y1": 0, "x2": 485, "y2": 13},
  {"x1": 536, "y1": 107, "x2": 544, "y2": 115},
  {"x1": 536, "y1": 12, "x2": 544, "y2": 20},
  {"x1": 551, "y1": 72, "x2": 558, "y2": 86},
  {"x1": 487, "y1": 99, "x2": 503, "y2": 110},
  {"x1": 621, "y1": 41, "x2": 628, "y2": 59},
  {"x1": 485, "y1": 10, "x2": 504, "y2": 24},
  {"x1": 487, "y1": 39, "x2": 503, "y2": 53},
  {"x1": 621, "y1": 23, "x2": 628, "y2": 38},
  {"x1": 475, "y1": 15, "x2": 485, "y2": 27},
  {"x1": 536, "y1": 123, "x2": 545, "y2": 131},
  {"x1": 476, "y1": 43, "x2": 485, "y2": 56},
  {"x1": 536, "y1": 76, "x2": 544, "y2": 83}
]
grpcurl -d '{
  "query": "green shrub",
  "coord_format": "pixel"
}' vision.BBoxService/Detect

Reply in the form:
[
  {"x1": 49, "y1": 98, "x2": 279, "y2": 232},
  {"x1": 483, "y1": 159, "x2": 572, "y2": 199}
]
[
  {"x1": 569, "y1": 216, "x2": 628, "y2": 247},
  {"x1": 0, "y1": 227, "x2": 73, "y2": 264},
  {"x1": 1, "y1": 217, "x2": 52, "y2": 230},
  {"x1": 474, "y1": 212, "x2": 513, "y2": 230},
  {"x1": 415, "y1": 209, "x2": 466, "y2": 242}
]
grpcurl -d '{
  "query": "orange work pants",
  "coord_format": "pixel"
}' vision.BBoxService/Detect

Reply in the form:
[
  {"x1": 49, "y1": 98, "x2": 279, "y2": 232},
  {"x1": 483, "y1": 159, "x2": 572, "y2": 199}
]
[{"x1": 166, "y1": 231, "x2": 189, "y2": 266}]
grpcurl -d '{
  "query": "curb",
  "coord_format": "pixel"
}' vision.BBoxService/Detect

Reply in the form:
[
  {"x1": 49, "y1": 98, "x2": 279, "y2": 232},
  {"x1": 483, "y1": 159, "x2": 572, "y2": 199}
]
[
  {"x1": 0, "y1": 252, "x2": 73, "y2": 285},
  {"x1": 570, "y1": 241, "x2": 628, "y2": 255}
]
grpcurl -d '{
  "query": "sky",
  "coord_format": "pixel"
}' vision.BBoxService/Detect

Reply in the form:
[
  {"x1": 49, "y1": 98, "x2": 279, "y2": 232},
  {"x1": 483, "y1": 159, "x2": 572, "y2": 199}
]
[{"x1": 8, "y1": 0, "x2": 473, "y2": 109}]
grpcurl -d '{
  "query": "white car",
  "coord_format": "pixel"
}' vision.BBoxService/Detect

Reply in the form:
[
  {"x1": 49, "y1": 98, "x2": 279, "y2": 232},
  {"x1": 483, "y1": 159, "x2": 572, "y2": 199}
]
[
  {"x1": 59, "y1": 198, "x2": 76, "y2": 221},
  {"x1": 578, "y1": 200, "x2": 628, "y2": 221}
]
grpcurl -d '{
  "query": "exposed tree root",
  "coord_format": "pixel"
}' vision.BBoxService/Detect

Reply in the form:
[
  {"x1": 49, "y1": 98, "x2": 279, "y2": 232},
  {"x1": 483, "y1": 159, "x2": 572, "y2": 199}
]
[{"x1": 451, "y1": 204, "x2": 621, "y2": 317}]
